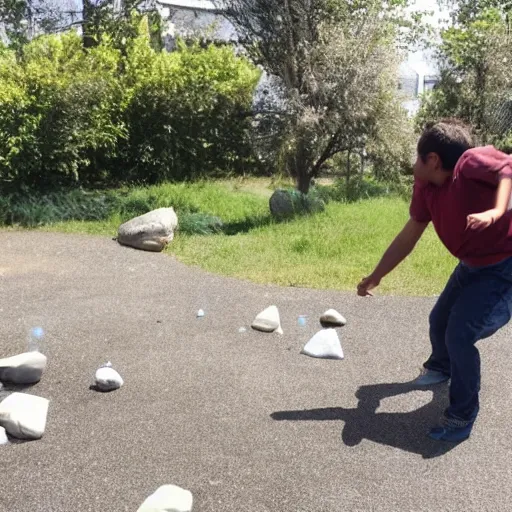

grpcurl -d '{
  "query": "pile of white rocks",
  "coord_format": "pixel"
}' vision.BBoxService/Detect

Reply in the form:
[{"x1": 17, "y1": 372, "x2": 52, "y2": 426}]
[
  {"x1": 250, "y1": 305, "x2": 347, "y2": 360},
  {"x1": 0, "y1": 347, "x2": 124, "y2": 444},
  {"x1": 302, "y1": 308, "x2": 346, "y2": 360}
]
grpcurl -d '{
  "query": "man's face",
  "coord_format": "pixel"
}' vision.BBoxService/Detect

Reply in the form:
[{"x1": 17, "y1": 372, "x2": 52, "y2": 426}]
[{"x1": 413, "y1": 153, "x2": 438, "y2": 183}]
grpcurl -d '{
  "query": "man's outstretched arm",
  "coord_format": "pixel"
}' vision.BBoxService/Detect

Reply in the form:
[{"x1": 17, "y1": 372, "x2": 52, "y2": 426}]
[{"x1": 357, "y1": 218, "x2": 429, "y2": 296}]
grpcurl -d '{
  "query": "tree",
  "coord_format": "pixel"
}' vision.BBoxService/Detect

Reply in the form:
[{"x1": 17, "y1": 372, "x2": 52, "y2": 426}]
[
  {"x1": 0, "y1": 0, "x2": 77, "y2": 50},
  {"x1": 418, "y1": 2, "x2": 512, "y2": 146},
  {"x1": 0, "y1": 0, "x2": 161, "y2": 52},
  {"x1": 440, "y1": 0, "x2": 511, "y2": 24},
  {"x1": 221, "y1": 0, "x2": 413, "y2": 194},
  {"x1": 81, "y1": 0, "x2": 162, "y2": 50}
]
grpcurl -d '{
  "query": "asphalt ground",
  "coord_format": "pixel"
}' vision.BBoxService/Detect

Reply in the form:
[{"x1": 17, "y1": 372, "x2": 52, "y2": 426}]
[{"x1": 2, "y1": 231, "x2": 512, "y2": 511}]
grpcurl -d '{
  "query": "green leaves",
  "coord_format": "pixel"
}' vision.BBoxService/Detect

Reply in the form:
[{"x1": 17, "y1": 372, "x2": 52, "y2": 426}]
[
  {"x1": 418, "y1": 3, "x2": 512, "y2": 144},
  {"x1": 0, "y1": 20, "x2": 261, "y2": 192}
]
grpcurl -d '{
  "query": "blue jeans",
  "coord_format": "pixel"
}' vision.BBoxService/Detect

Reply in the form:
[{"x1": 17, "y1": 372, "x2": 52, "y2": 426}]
[{"x1": 424, "y1": 257, "x2": 512, "y2": 423}]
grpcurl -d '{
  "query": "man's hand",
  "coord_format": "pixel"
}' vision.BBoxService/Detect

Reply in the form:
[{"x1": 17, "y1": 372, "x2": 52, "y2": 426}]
[
  {"x1": 357, "y1": 274, "x2": 381, "y2": 297},
  {"x1": 466, "y1": 209, "x2": 497, "y2": 231},
  {"x1": 356, "y1": 218, "x2": 427, "y2": 298}
]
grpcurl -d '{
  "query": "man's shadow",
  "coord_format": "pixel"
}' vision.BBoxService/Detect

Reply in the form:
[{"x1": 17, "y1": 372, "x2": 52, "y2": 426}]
[{"x1": 271, "y1": 381, "x2": 458, "y2": 459}]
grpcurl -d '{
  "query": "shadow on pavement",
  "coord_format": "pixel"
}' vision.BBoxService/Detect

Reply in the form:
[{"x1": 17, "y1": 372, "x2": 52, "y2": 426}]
[{"x1": 271, "y1": 381, "x2": 460, "y2": 459}]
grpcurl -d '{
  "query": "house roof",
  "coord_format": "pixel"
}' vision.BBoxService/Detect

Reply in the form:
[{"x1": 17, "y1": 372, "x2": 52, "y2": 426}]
[{"x1": 155, "y1": 0, "x2": 226, "y2": 11}]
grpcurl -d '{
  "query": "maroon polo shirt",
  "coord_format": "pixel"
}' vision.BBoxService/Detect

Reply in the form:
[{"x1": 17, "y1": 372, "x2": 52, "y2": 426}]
[{"x1": 410, "y1": 146, "x2": 512, "y2": 267}]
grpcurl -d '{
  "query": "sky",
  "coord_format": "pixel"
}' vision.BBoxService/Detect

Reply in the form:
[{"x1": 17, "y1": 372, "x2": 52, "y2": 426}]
[{"x1": 406, "y1": 0, "x2": 450, "y2": 75}]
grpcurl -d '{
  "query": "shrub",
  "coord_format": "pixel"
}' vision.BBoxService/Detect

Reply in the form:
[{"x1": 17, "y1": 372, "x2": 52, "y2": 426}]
[
  {"x1": 119, "y1": 39, "x2": 261, "y2": 183},
  {"x1": 0, "y1": 18, "x2": 260, "y2": 193},
  {"x1": 269, "y1": 188, "x2": 326, "y2": 220}
]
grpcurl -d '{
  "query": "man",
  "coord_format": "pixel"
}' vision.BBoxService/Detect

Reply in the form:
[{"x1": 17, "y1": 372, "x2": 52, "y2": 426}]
[{"x1": 358, "y1": 119, "x2": 512, "y2": 442}]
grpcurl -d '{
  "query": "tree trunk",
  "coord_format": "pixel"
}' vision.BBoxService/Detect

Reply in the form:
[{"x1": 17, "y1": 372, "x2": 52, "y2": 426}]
[
  {"x1": 345, "y1": 148, "x2": 352, "y2": 188},
  {"x1": 475, "y1": 64, "x2": 487, "y2": 143},
  {"x1": 82, "y1": 0, "x2": 97, "y2": 49},
  {"x1": 297, "y1": 170, "x2": 311, "y2": 194}
]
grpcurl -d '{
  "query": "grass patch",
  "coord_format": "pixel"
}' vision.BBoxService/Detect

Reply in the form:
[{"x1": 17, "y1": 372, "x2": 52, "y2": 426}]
[
  {"x1": 170, "y1": 196, "x2": 455, "y2": 296},
  {"x1": 0, "y1": 178, "x2": 455, "y2": 296}
]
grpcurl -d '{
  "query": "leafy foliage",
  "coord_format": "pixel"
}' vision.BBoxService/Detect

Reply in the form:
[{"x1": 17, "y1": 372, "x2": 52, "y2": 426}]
[
  {"x1": 0, "y1": 17, "x2": 260, "y2": 192},
  {"x1": 417, "y1": 4, "x2": 512, "y2": 148},
  {"x1": 223, "y1": 0, "x2": 417, "y2": 193}
]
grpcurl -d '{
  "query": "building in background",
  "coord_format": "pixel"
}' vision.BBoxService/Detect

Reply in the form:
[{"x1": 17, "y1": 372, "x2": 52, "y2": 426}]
[
  {"x1": 156, "y1": 0, "x2": 235, "y2": 49},
  {"x1": 155, "y1": 0, "x2": 440, "y2": 116}
]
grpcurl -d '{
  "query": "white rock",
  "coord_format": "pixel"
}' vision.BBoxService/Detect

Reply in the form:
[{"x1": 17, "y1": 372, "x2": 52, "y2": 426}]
[
  {"x1": 320, "y1": 309, "x2": 347, "y2": 327},
  {"x1": 0, "y1": 426, "x2": 8, "y2": 445},
  {"x1": 117, "y1": 207, "x2": 178, "y2": 252},
  {"x1": 251, "y1": 305, "x2": 283, "y2": 334},
  {"x1": 137, "y1": 484, "x2": 193, "y2": 512},
  {"x1": 0, "y1": 351, "x2": 47, "y2": 384},
  {"x1": 0, "y1": 392, "x2": 49, "y2": 440},
  {"x1": 94, "y1": 364, "x2": 124, "y2": 391},
  {"x1": 301, "y1": 329, "x2": 344, "y2": 360}
]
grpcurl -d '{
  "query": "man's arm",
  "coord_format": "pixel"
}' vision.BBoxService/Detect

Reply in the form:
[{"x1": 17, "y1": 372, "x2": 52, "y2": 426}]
[
  {"x1": 357, "y1": 218, "x2": 429, "y2": 296},
  {"x1": 467, "y1": 176, "x2": 512, "y2": 231}
]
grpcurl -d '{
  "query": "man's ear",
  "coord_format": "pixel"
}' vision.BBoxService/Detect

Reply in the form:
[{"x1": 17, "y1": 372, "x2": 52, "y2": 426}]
[{"x1": 427, "y1": 152, "x2": 442, "y2": 171}]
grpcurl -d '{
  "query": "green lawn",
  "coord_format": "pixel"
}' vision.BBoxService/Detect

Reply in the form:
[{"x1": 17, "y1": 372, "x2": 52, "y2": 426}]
[
  {"x1": 3, "y1": 179, "x2": 456, "y2": 296},
  {"x1": 170, "y1": 196, "x2": 455, "y2": 296}
]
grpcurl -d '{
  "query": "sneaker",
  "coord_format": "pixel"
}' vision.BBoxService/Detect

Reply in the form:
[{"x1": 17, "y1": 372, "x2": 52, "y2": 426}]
[
  {"x1": 428, "y1": 416, "x2": 474, "y2": 442},
  {"x1": 413, "y1": 368, "x2": 450, "y2": 386}
]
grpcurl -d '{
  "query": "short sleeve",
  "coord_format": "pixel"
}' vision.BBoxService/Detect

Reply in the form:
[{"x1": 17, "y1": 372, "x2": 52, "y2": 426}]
[
  {"x1": 457, "y1": 146, "x2": 512, "y2": 185},
  {"x1": 409, "y1": 179, "x2": 431, "y2": 223}
]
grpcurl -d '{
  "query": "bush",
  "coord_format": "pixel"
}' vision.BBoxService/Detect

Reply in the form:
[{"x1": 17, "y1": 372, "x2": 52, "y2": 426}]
[
  {"x1": 178, "y1": 212, "x2": 224, "y2": 235},
  {"x1": 321, "y1": 175, "x2": 412, "y2": 203},
  {"x1": 0, "y1": 189, "x2": 117, "y2": 227},
  {"x1": 0, "y1": 17, "x2": 260, "y2": 193},
  {"x1": 119, "y1": 38, "x2": 261, "y2": 183},
  {"x1": 269, "y1": 188, "x2": 326, "y2": 220},
  {"x1": 0, "y1": 33, "x2": 125, "y2": 191}
]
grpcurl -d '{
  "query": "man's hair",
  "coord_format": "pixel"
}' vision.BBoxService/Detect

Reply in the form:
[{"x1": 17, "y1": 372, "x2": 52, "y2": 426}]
[{"x1": 417, "y1": 118, "x2": 475, "y2": 171}]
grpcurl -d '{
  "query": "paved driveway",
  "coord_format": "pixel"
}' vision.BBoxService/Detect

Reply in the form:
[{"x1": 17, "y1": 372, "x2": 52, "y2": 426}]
[{"x1": 1, "y1": 231, "x2": 512, "y2": 511}]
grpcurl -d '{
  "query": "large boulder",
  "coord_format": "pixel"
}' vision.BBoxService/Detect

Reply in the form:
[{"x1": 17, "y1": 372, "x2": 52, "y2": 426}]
[
  {"x1": 0, "y1": 392, "x2": 49, "y2": 440},
  {"x1": 269, "y1": 189, "x2": 325, "y2": 220},
  {"x1": 0, "y1": 351, "x2": 47, "y2": 385},
  {"x1": 117, "y1": 208, "x2": 178, "y2": 252},
  {"x1": 137, "y1": 484, "x2": 193, "y2": 512}
]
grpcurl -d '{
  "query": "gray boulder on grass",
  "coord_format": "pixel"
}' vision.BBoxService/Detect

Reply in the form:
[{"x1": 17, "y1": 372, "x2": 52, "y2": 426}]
[
  {"x1": 269, "y1": 189, "x2": 325, "y2": 220},
  {"x1": 117, "y1": 208, "x2": 178, "y2": 252}
]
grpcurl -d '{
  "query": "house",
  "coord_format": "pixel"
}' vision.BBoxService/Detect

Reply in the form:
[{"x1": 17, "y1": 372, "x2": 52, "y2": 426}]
[{"x1": 155, "y1": 0, "x2": 237, "y2": 50}]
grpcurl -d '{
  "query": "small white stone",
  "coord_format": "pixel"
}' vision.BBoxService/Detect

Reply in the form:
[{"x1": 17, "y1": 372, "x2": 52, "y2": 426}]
[
  {"x1": 251, "y1": 305, "x2": 283, "y2": 334},
  {"x1": 196, "y1": 309, "x2": 205, "y2": 318},
  {"x1": 0, "y1": 392, "x2": 49, "y2": 440},
  {"x1": 94, "y1": 365, "x2": 123, "y2": 391},
  {"x1": 0, "y1": 426, "x2": 8, "y2": 445},
  {"x1": 137, "y1": 484, "x2": 193, "y2": 512},
  {"x1": 0, "y1": 351, "x2": 47, "y2": 385},
  {"x1": 320, "y1": 309, "x2": 347, "y2": 327},
  {"x1": 302, "y1": 329, "x2": 344, "y2": 360}
]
